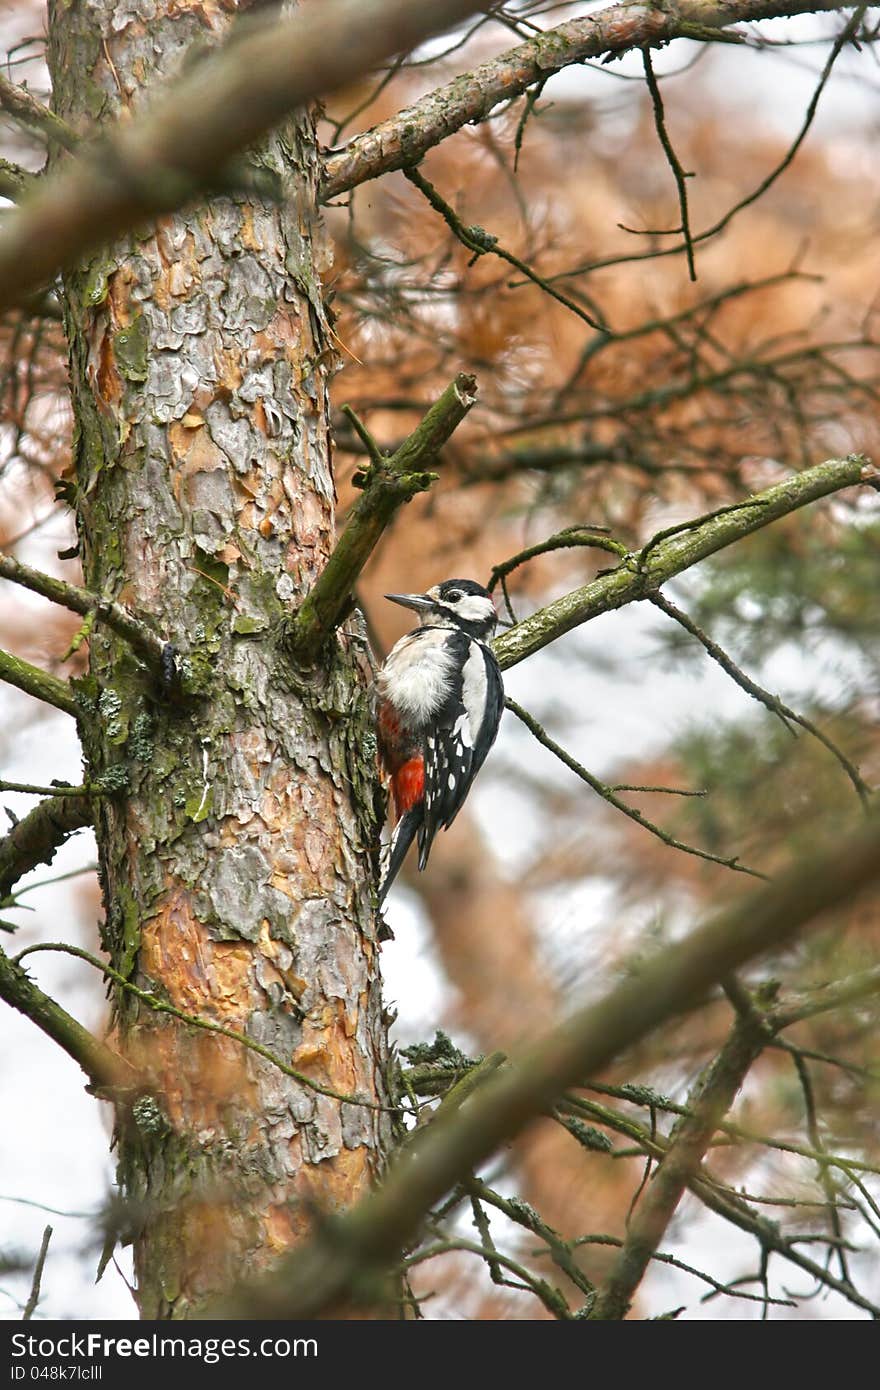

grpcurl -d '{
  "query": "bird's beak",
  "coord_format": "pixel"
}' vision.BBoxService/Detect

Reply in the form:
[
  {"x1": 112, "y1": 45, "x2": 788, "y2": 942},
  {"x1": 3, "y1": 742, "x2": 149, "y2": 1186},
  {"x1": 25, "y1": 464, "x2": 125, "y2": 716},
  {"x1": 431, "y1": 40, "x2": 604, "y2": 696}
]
[{"x1": 385, "y1": 592, "x2": 435, "y2": 614}]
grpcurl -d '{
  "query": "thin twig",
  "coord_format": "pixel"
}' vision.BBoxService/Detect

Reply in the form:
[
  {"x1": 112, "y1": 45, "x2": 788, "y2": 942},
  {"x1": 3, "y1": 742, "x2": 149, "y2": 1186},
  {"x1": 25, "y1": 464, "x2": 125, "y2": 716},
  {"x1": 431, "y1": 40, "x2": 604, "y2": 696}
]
[
  {"x1": 650, "y1": 589, "x2": 873, "y2": 809},
  {"x1": 487, "y1": 526, "x2": 625, "y2": 625},
  {"x1": 339, "y1": 403, "x2": 385, "y2": 465},
  {"x1": 22, "y1": 1226, "x2": 52, "y2": 1320},
  {"x1": 506, "y1": 697, "x2": 765, "y2": 878},
  {"x1": 558, "y1": 1092, "x2": 880, "y2": 1314},
  {"x1": 0, "y1": 1194, "x2": 94, "y2": 1219},
  {"x1": 4, "y1": 863, "x2": 98, "y2": 906},
  {"x1": 589, "y1": 1000, "x2": 771, "y2": 1318},
  {"x1": 493, "y1": 456, "x2": 875, "y2": 670},
  {"x1": 641, "y1": 49, "x2": 696, "y2": 280},
  {"x1": 488, "y1": 525, "x2": 625, "y2": 586},
  {"x1": 404, "y1": 163, "x2": 606, "y2": 332},
  {"x1": 611, "y1": 783, "x2": 707, "y2": 797},
  {"x1": 13, "y1": 942, "x2": 394, "y2": 1114},
  {"x1": 561, "y1": 1233, "x2": 794, "y2": 1307},
  {"x1": 465, "y1": 1176, "x2": 595, "y2": 1303},
  {"x1": 538, "y1": 4, "x2": 868, "y2": 283},
  {"x1": 788, "y1": 1049, "x2": 852, "y2": 1287}
]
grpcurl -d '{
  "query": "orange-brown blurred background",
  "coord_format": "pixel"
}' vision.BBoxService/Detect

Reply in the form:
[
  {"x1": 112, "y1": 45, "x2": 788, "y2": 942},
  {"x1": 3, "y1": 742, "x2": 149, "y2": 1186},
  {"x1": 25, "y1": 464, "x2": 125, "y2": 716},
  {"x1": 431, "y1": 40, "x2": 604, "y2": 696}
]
[{"x1": 2, "y1": 0, "x2": 879, "y2": 1318}]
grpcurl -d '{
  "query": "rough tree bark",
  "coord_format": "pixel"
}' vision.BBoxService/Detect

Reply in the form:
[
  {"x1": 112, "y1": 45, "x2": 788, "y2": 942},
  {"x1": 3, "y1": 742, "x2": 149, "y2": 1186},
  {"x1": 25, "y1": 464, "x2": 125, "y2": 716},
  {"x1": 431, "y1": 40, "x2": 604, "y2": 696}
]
[{"x1": 47, "y1": 0, "x2": 390, "y2": 1317}]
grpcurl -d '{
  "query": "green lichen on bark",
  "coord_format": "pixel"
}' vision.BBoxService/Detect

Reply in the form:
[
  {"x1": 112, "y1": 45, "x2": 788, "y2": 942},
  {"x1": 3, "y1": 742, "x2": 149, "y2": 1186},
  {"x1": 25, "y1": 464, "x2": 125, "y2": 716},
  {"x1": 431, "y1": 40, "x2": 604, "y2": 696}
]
[{"x1": 114, "y1": 316, "x2": 149, "y2": 382}]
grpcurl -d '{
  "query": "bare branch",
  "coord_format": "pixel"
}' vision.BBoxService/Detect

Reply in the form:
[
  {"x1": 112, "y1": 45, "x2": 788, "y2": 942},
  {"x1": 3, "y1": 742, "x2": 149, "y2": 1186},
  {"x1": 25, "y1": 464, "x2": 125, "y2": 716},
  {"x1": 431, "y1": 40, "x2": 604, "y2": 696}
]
[
  {"x1": 568, "y1": 1233, "x2": 794, "y2": 1308},
  {"x1": 650, "y1": 589, "x2": 873, "y2": 808},
  {"x1": 493, "y1": 456, "x2": 876, "y2": 671},
  {"x1": 564, "y1": 2, "x2": 866, "y2": 280},
  {"x1": 22, "y1": 1226, "x2": 52, "y2": 1321},
  {"x1": 0, "y1": 780, "x2": 94, "y2": 798},
  {"x1": 488, "y1": 524, "x2": 624, "y2": 623},
  {"x1": 403, "y1": 164, "x2": 605, "y2": 331},
  {"x1": 0, "y1": 0, "x2": 485, "y2": 311},
  {"x1": 686, "y1": 1156, "x2": 880, "y2": 1315},
  {"x1": 0, "y1": 795, "x2": 93, "y2": 904},
  {"x1": 641, "y1": 49, "x2": 697, "y2": 281},
  {"x1": 0, "y1": 74, "x2": 78, "y2": 153},
  {"x1": 0, "y1": 552, "x2": 173, "y2": 681},
  {"x1": 562, "y1": 1082, "x2": 880, "y2": 1314},
  {"x1": 505, "y1": 697, "x2": 764, "y2": 877},
  {"x1": 786, "y1": 1048, "x2": 852, "y2": 1289},
  {"x1": 320, "y1": 0, "x2": 854, "y2": 202},
  {"x1": 0, "y1": 942, "x2": 136, "y2": 1097},
  {"x1": 775, "y1": 963, "x2": 880, "y2": 1028},
  {"x1": 589, "y1": 1003, "x2": 770, "y2": 1318}
]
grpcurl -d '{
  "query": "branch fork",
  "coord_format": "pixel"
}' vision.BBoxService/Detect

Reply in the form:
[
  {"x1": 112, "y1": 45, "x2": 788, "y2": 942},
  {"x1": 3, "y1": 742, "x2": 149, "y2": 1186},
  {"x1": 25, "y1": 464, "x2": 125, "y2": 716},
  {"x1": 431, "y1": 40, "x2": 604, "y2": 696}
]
[{"x1": 286, "y1": 373, "x2": 478, "y2": 664}]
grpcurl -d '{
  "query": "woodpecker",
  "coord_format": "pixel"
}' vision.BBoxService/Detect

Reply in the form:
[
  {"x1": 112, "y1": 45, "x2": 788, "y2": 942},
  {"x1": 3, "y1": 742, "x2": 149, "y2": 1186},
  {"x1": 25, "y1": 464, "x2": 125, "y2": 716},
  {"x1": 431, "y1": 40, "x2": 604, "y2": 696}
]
[{"x1": 374, "y1": 578, "x2": 504, "y2": 902}]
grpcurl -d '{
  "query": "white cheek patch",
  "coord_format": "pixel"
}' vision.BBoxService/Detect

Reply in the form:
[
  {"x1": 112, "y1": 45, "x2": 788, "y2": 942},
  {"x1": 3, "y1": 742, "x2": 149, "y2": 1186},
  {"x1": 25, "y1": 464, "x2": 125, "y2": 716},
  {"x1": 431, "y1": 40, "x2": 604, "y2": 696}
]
[{"x1": 454, "y1": 595, "x2": 496, "y2": 626}]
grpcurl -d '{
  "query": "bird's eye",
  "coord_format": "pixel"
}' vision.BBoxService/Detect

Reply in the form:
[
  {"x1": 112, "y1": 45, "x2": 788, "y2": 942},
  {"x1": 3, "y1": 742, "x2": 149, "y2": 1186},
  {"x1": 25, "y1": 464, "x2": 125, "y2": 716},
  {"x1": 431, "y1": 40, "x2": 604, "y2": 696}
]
[{"x1": 446, "y1": 590, "x2": 462, "y2": 602}]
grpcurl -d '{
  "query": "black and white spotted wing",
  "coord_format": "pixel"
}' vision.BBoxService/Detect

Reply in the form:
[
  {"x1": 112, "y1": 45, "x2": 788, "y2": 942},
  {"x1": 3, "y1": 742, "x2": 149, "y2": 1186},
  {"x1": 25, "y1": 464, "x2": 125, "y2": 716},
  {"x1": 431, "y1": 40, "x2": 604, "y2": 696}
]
[{"x1": 417, "y1": 631, "x2": 504, "y2": 869}]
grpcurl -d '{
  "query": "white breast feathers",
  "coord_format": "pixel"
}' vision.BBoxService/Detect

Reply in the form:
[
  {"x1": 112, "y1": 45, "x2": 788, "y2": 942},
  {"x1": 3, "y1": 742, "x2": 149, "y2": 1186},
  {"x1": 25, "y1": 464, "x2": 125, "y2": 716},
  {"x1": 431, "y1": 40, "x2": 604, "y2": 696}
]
[{"x1": 377, "y1": 629, "x2": 456, "y2": 723}]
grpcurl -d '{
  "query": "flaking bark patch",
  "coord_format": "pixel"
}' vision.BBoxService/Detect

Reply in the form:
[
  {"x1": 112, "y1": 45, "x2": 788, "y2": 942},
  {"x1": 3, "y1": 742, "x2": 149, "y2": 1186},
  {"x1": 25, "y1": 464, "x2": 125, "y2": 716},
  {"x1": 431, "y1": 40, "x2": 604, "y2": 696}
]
[{"x1": 49, "y1": 0, "x2": 391, "y2": 1317}]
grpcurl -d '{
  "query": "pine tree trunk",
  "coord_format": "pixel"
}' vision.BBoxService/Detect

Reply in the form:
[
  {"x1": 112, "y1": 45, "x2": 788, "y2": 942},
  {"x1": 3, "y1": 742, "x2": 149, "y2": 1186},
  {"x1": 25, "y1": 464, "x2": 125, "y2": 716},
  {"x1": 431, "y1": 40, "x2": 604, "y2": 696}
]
[{"x1": 47, "y1": 0, "x2": 390, "y2": 1318}]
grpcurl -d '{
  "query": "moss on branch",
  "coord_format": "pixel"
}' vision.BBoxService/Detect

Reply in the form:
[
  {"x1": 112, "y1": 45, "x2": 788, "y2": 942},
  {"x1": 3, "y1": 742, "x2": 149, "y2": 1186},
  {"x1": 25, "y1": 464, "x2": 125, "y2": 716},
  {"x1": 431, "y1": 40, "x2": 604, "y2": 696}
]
[
  {"x1": 0, "y1": 795, "x2": 94, "y2": 904},
  {"x1": 0, "y1": 645, "x2": 80, "y2": 720},
  {"x1": 286, "y1": 372, "x2": 478, "y2": 664},
  {"x1": 0, "y1": 157, "x2": 34, "y2": 203},
  {"x1": 493, "y1": 455, "x2": 875, "y2": 670},
  {"x1": 0, "y1": 552, "x2": 174, "y2": 682},
  {"x1": 0, "y1": 73, "x2": 79, "y2": 153},
  {"x1": 0, "y1": 943, "x2": 137, "y2": 1097}
]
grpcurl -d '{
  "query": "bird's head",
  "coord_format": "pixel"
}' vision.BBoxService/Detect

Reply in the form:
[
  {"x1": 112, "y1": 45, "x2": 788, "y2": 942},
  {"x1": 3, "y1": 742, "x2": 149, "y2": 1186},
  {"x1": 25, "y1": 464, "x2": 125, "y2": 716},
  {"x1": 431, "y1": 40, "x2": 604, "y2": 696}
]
[{"x1": 385, "y1": 578, "x2": 498, "y2": 639}]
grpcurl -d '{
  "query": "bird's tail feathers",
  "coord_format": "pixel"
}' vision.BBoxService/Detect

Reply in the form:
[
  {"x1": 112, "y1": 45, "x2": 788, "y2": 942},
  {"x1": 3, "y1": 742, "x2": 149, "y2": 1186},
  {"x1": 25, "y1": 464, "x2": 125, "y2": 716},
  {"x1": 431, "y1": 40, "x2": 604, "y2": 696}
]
[{"x1": 378, "y1": 807, "x2": 421, "y2": 904}]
